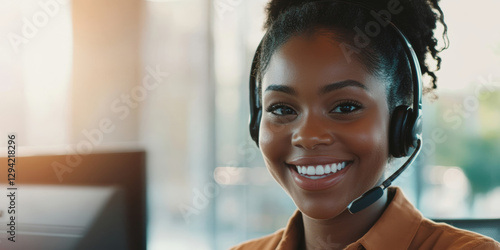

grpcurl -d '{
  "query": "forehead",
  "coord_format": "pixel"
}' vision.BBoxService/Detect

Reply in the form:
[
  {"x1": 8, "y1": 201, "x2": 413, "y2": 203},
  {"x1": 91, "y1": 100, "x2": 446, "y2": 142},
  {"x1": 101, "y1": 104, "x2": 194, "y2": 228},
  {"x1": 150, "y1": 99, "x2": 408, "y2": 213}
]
[{"x1": 262, "y1": 33, "x2": 380, "y2": 91}]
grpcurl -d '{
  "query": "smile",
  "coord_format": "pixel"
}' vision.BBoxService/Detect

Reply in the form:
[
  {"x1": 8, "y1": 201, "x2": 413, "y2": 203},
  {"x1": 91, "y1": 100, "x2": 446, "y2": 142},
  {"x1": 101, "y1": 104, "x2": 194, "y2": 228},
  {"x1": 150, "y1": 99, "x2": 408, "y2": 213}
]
[
  {"x1": 286, "y1": 161, "x2": 353, "y2": 191},
  {"x1": 296, "y1": 162, "x2": 348, "y2": 179}
]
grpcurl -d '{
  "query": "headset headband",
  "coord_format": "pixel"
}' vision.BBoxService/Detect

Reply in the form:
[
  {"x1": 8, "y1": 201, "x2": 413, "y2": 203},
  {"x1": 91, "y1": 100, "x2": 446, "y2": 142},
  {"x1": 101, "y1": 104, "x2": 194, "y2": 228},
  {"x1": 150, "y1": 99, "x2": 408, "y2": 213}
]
[{"x1": 249, "y1": 0, "x2": 422, "y2": 157}]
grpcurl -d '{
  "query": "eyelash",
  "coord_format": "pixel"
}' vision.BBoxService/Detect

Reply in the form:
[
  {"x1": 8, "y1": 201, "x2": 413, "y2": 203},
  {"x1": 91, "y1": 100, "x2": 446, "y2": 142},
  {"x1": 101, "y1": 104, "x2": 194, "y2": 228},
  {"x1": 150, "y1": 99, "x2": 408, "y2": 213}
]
[
  {"x1": 332, "y1": 100, "x2": 363, "y2": 114},
  {"x1": 265, "y1": 100, "x2": 363, "y2": 116},
  {"x1": 265, "y1": 102, "x2": 296, "y2": 116}
]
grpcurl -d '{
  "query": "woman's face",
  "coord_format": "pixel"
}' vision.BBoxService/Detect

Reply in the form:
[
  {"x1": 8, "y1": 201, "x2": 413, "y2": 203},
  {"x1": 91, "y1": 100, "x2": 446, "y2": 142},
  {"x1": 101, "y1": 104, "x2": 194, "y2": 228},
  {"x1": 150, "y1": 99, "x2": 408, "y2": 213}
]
[{"x1": 259, "y1": 33, "x2": 390, "y2": 219}]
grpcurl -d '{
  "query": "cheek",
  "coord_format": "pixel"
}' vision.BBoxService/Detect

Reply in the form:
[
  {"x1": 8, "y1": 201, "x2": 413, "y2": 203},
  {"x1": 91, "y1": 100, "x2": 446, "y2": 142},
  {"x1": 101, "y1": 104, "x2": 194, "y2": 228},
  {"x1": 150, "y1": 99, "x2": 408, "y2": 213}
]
[
  {"x1": 259, "y1": 119, "x2": 291, "y2": 181},
  {"x1": 340, "y1": 110, "x2": 390, "y2": 178},
  {"x1": 346, "y1": 120, "x2": 387, "y2": 155},
  {"x1": 259, "y1": 118, "x2": 289, "y2": 155}
]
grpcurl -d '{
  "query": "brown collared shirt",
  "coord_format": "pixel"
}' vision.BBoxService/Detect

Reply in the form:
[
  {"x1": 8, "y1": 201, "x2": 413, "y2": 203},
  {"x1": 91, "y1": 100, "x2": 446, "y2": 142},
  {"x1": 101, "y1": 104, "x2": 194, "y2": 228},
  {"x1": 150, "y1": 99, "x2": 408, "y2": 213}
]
[{"x1": 231, "y1": 187, "x2": 500, "y2": 250}]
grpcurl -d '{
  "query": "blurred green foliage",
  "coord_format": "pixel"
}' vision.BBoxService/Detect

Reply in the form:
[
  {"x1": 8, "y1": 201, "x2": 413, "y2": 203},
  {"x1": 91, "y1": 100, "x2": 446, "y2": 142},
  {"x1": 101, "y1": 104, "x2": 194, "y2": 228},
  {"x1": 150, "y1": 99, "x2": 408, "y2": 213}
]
[
  {"x1": 461, "y1": 137, "x2": 500, "y2": 194},
  {"x1": 434, "y1": 90, "x2": 500, "y2": 196}
]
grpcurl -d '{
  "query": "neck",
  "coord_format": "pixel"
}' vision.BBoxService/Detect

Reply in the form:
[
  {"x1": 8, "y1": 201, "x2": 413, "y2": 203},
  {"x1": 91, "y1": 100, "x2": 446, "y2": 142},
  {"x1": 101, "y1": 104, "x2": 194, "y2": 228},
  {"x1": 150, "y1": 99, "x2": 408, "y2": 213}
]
[{"x1": 301, "y1": 190, "x2": 389, "y2": 250}]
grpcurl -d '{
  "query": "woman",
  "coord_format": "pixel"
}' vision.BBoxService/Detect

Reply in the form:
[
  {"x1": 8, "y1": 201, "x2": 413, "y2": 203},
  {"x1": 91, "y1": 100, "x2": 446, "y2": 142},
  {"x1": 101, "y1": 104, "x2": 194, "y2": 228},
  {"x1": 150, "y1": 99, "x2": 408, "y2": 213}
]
[{"x1": 231, "y1": 0, "x2": 500, "y2": 249}]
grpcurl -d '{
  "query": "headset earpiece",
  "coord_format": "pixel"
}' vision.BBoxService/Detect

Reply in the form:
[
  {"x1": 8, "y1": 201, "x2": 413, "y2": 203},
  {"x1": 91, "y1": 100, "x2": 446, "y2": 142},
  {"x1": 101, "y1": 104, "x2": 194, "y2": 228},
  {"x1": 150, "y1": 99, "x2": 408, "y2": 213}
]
[
  {"x1": 389, "y1": 104, "x2": 423, "y2": 157},
  {"x1": 249, "y1": 101, "x2": 261, "y2": 147},
  {"x1": 249, "y1": 43, "x2": 262, "y2": 147},
  {"x1": 389, "y1": 105, "x2": 412, "y2": 157}
]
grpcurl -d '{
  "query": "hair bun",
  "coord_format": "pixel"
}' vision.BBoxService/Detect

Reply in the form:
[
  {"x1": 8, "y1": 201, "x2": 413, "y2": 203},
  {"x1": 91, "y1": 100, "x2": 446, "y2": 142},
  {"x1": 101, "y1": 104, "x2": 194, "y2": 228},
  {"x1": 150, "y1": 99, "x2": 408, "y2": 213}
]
[
  {"x1": 264, "y1": 0, "x2": 379, "y2": 29},
  {"x1": 264, "y1": 0, "x2": 314, "y2": 29},
  {"x1": 263, "y1": 0, "x2": 448, "y2": 90}
]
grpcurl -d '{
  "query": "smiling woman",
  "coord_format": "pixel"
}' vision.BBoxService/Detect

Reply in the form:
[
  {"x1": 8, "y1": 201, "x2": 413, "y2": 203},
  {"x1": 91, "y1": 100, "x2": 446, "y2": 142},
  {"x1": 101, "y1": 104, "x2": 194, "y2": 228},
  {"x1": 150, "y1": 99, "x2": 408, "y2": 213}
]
[
  {"x1": 260, "y1": 36, "x2": 390, "y2": 224},
  {"x1": 230, "y1": 0, "x2": 500, "y2": 249}
]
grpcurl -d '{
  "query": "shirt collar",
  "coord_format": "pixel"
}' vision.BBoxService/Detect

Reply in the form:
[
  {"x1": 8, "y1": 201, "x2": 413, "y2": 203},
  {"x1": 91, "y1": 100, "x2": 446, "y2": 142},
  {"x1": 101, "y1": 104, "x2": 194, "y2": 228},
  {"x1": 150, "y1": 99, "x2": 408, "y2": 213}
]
[
  {"x1": 353, "y1": 187, "x2": 422, "y2": 249},
  {"x1": 276, "y1": 209, "x2": 304, "y2": 249}
]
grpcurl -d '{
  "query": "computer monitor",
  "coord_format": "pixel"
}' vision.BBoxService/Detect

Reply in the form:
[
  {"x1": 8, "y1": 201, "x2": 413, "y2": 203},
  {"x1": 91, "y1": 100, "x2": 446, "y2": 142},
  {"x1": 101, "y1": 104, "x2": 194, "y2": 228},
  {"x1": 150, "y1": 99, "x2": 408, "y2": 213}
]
[
  {"x1": 0, "y1": 151, "x2": 146, "y2": 250},
  {"x1": 0, "y1": 185, "x2": 128, "y2": 250}
]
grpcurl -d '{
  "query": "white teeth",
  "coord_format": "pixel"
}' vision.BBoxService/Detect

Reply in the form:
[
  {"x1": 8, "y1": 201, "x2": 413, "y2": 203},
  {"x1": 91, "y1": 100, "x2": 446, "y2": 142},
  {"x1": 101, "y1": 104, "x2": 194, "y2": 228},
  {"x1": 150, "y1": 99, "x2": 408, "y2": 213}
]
[
  {"x1": 295, "y1": 162, "x2": 349, "y2": 176},
  {"x1": 315, "y1": 165, "x2": 324, "y2": 175},
  {"x1": 324, "y1": 165, "x2": 331, "y2": 174},
  {"x1": 307, "y1": 166, "x2": 315, "y2": 175}
]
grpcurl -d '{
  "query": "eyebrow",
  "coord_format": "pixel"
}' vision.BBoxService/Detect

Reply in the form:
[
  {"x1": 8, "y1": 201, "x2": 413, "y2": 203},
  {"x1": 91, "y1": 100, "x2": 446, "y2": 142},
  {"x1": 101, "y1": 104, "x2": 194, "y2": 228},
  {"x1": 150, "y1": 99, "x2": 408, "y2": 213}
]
[{"x1": 264, "y1": 80, "x2": 368, "y2": 96}]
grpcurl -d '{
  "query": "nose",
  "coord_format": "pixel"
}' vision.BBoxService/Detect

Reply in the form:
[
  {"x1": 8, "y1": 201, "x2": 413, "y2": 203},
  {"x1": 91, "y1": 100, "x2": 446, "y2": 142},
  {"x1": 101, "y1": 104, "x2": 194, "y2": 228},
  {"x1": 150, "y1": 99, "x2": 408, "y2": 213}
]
[{"x1": 291, "y1": 113, "x2": 334, "y2": 150}]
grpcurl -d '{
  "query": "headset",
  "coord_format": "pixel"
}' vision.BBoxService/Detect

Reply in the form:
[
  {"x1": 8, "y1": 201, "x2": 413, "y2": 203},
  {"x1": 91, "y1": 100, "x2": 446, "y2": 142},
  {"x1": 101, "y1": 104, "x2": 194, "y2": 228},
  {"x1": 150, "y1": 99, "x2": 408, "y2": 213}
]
[{"x1": 248, "y1": 0, "x2": 423, "y2": 214}]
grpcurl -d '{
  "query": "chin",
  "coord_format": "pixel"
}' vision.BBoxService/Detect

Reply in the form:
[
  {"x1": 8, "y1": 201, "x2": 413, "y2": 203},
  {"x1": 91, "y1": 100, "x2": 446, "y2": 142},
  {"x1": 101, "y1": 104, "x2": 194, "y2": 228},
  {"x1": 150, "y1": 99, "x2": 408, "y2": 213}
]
[
  {"x1": 299, "y1": 204, "x2": 349, "y2": 221},
  {"x1": 291, "y1": 190, "x2": 353, "y2": 220}
]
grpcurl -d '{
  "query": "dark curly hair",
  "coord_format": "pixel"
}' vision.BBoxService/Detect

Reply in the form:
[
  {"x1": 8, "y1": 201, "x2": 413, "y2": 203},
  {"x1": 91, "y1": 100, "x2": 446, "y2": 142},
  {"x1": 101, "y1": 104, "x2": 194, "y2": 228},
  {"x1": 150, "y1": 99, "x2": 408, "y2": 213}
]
[{"x1": 255, "y1": 0, "x2": 449, "y2": 113}]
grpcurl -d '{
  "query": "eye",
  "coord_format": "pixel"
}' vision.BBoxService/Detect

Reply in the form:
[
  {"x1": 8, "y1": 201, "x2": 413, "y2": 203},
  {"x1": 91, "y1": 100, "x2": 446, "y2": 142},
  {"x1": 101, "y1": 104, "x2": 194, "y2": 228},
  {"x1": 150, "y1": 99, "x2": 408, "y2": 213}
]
[
  {"x1": 331, "y1": 101, "x2": 362, "y2": 114},
  {"x1": 266, "y1": 102, "x2": 297, "y2": 116}
]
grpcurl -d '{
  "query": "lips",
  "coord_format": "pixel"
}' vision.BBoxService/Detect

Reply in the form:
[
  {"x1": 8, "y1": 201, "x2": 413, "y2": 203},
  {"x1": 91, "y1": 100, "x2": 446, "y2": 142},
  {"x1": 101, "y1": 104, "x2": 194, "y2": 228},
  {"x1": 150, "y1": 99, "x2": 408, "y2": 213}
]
[{"x1": 286, "y1": 159, "x2": 352, "y2": 191}]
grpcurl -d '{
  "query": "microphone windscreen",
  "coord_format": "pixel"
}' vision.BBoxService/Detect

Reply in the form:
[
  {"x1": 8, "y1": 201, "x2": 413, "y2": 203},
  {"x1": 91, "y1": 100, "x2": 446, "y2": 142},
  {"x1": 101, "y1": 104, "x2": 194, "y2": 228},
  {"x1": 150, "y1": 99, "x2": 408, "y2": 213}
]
[{"x1": 347, "y1": 186, "x2": 384, "y2": 214}]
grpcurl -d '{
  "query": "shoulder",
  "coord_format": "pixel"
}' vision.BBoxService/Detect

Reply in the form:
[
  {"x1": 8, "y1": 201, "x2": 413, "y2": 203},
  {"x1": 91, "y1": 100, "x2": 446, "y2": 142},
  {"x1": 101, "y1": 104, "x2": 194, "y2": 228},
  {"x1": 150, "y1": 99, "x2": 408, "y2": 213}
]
[
  {"x1": 229, "y1": 228, "x2": 285, "y2": 250},
  {"x1": 411, "y1": 218, "x2": 500, "y2": 249}
]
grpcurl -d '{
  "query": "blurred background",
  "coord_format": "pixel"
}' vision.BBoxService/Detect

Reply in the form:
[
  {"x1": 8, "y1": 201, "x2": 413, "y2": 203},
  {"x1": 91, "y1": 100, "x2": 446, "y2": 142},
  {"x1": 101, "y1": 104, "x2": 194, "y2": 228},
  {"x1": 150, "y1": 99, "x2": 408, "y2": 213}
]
[{"x1": 0, "y1": 0, "x2": 499, "y2": 249}]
